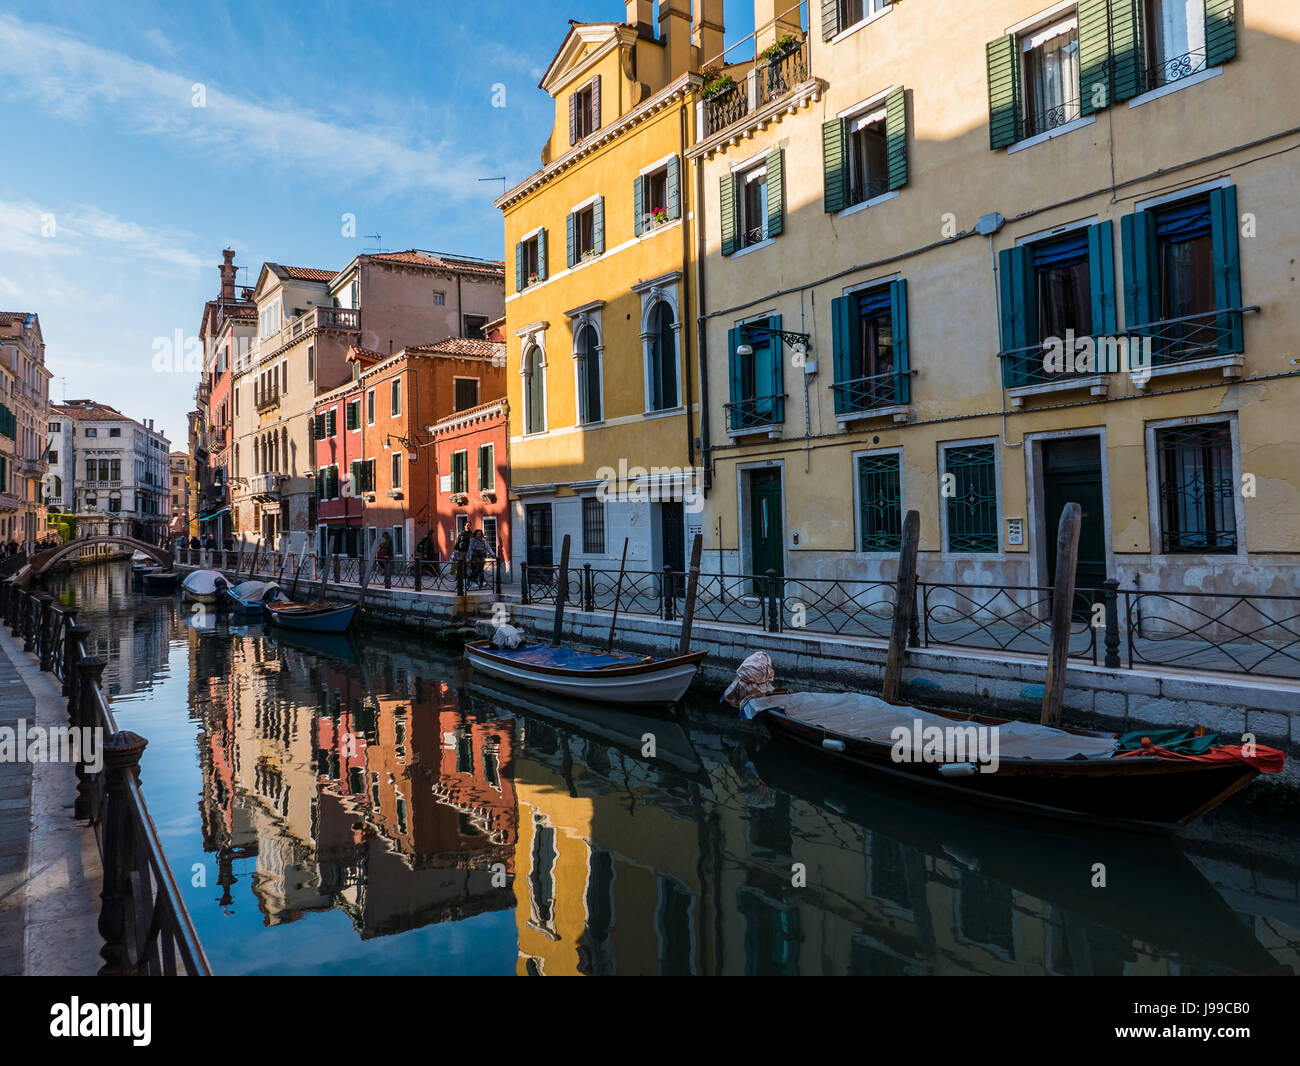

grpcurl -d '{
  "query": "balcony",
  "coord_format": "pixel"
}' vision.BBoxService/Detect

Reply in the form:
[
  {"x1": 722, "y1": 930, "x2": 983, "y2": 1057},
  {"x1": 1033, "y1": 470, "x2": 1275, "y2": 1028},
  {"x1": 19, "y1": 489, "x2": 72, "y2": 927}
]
[
  {"x1": 705, "y1": 38, "x2": 809, "y2": 138},
  {"x1": 725, "y1": 394, "x2": 786, "y2": 438},
  {"x1": 252, "y1": 306, "x2": 360, "y2": 362},
  {"x1": 255, "y1": 388, "x2": 281, "y2": 412},
  {"x1": 248, "y1": 472, "x2": 283, "y2": 498},
  {"x1": 18, "y1": 457, "x2": 44, "y2": 477},
  {"x1": 830, "y1": 369, "x2": 914, "y2": 424},
  {"x1": 82, "y1": 480, "x2": 123, "y2": 490}
]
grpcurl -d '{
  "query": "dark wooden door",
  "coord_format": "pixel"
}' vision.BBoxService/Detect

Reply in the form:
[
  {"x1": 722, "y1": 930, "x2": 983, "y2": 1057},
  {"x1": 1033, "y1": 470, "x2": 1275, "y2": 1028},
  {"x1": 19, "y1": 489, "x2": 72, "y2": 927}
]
[
  {"x1": 749, "y1": 470, "x2": 784, "y2": 595},
  {"x1": 1043, "y1": 438, "x2": 1106, "y2": 611}
]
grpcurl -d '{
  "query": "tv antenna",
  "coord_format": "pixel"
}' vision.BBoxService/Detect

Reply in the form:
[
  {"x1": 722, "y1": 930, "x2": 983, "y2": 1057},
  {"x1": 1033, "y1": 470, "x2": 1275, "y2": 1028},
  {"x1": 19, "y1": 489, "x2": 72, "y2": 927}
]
[
  {"x1": 363, "y1": 233, "x2": 389, "y2": 252},
  {"x1": 479, "y1": 176, "x2": 506, "y2": 198}
]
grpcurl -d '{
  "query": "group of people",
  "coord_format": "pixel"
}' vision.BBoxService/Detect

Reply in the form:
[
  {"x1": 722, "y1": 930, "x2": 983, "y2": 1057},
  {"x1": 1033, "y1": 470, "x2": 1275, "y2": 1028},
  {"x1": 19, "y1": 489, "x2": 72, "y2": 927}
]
[
  {"x1": 0, "y1": 538, "x2": 56, "y2": 560},
  {"x1": 391, "y1": 528, "x2": 493, "y2": 588},
  {"x1": 178, "y1": 532, "x2": 235, "y2": 552}
]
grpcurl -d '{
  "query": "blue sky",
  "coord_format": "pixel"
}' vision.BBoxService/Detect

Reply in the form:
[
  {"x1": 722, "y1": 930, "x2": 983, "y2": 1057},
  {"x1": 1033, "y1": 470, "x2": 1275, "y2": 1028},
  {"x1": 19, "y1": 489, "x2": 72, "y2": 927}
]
[{"x1": 0, "y1": 1, "x2": 757, "y2": 447}]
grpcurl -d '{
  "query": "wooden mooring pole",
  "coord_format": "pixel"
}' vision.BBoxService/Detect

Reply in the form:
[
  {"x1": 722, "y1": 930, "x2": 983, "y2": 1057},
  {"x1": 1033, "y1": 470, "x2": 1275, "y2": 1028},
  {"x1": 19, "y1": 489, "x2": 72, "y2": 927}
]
[
  {"x1": 882, "y1": 510, "x2": 920, "y2": 704},
  {"x1": 1042, "y1": 502, "x2": 1082, "y2": 725},
  {"x1": 551, "y1": 534, "x2": 571, "y2": 647},
  {"x1": 678, "y1": 533, "x2": 704, "y2": 655}
]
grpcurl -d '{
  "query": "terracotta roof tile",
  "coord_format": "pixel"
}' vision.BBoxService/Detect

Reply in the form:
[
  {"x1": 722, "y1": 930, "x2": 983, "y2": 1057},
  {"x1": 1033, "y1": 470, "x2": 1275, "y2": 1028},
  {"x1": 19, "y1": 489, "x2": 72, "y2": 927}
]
[
  {"x1": 404, "y1": 337, "x2": 506, "y2": 360},
  {"x1": 277, "y1": 265, "x2": 337, "y2": 282},
  {"x1": 51, "y1": 401, "x2": 128, "y2": 421},
  {"x1": 0, "y1": 311, "x2": 35, "y2": 324},
  {"x1": 367, "y1": 250, "x2": 505, "y2": 277}
]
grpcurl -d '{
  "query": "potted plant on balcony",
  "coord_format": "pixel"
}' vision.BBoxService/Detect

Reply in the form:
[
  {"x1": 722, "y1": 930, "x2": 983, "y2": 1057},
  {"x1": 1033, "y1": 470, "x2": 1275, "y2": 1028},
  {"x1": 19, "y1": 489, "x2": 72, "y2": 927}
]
[
  {"x1": 652, "y1": 206, "x2": 670, "y2": 226},
  {"x1": 701, "y1": 64, "x2": 736, "y2": 100},
  {"x1": 760, "y1": 33, "x2": 800, "y2": 64},
  {"x1": 450, "y1": 491, "x2": 469, "y2": 506},
  {"x1": 480, "y1": 489, "x2": 497, "y2": 503}
]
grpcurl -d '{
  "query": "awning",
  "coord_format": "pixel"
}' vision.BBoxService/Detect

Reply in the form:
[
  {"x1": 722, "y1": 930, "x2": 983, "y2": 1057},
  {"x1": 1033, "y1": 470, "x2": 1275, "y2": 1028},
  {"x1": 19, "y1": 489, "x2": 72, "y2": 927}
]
[{"x1": 198, "y1": 507, "x2": 230, "y2": 521}]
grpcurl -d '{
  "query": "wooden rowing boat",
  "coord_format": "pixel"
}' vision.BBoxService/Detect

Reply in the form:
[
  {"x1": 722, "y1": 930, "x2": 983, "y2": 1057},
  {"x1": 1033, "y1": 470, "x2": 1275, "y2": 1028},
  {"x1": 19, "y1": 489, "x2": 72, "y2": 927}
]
[
  {"x1": 747, "y1": 689, "x2": 1281, "y2": 833},
  {"x1": 140, "y1": 570, "x2": 180, "y2": 590},
  {"x1": 265, "y1": 599, "x2": 358, "y2": 634},
  {"x1": 181, "y1": 568, "x2": 230, "y2": 604}
]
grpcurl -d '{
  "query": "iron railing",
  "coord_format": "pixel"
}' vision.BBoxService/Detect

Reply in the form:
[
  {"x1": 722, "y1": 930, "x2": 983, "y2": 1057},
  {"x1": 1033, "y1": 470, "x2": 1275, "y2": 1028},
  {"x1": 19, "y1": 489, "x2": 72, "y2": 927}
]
[
  {"x1": 1023, "y1": 96, "x2": 1082, "y2": 139},
  {"x1": 0, "y1": 579, "x2": 211, "y2": 975},
  {"x1": 757, "y1": 39, "x2": 808, "y2": 108},
  {"x1": 830, "y1": 367, "x2": 909, "y2": 413},
  {"x1": 1142, "y1": 46, "x2": 1208, "y2": 93},
  {"x1": 724, "y1": 394, "x2": 786, "y2": 434}
]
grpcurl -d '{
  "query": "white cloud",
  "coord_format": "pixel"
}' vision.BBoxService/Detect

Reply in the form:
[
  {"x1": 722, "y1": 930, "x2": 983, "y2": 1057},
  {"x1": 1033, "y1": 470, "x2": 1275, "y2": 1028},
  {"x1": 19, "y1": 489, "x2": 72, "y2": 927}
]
[
  {"x1": 0, "y1": 13, "x2": 499, "y2": 201},
  {"x1": 0, "y1": 197, "x2": 204, "y2": 270}
]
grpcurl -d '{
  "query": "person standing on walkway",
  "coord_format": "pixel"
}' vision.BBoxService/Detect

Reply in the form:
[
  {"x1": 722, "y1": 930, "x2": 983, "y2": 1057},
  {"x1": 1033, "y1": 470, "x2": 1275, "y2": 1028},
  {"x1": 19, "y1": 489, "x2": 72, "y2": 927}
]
[{"x1": 468, "y1": 529, "x2": 488, "y2": 589}]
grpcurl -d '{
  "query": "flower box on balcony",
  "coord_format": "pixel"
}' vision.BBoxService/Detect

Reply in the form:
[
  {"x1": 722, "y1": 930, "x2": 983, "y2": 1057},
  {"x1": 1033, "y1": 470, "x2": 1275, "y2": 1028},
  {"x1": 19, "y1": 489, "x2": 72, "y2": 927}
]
[
  {"x1": 701, "y1": 64, "x2": 736, "y2": 100},
  {"x1": 479, "y1": 490, "x2": 496, "y2": 503},
  {"x1": 450, "y1": 492, "x2": 469, "y2": 506},
  {"x1": 760, "y1": 34, "x2": 799, "y2": 63}
]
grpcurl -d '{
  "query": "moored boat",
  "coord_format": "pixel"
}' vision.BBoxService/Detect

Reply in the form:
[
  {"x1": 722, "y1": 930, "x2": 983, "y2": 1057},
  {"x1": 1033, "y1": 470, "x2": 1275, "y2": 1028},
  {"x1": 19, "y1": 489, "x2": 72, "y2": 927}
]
[
  {"x1": 465, "y1": 640, "x2": 706, "y2": 706},
  {"x1": 181, "y1": 568, "x2": 230, "y2": 603},
  {"x1": 140, "y1": 569, "x2": 180, "y2": 590},
  {"x1": 745, "y1": 688, "x2": 1283, "y2": 833},
  {"x1": 226, "y1": 579, "x2": 282, "y2": 615},
  {"x1": 131, "y1": 550, "x2": 160, "y2": 577},
  {"x1": 265, "y1": 599, "x2": 358, "y2": 634}
]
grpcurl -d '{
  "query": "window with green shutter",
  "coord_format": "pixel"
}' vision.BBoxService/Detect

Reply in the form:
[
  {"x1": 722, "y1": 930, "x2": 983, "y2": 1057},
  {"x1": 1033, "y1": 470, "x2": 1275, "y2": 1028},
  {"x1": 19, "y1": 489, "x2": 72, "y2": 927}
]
[
  {"x1": 720, "y1": 172, "x2": 738, "y2": 256},
  {"x1": 518, "y1": 232, "x2": 542, "y2": 289},
  {"x1": 725, "y1": 316, "x2": 785, "y2": 433},
  {"x1": 478, "y1": 444, "x2": 494, "y2": 491},
  {"x1": 943, "y1": 443, "x2": 999, "y2": 553},
  {"x1": 823, "y1": 87, "x2": 909, "y2": 214},
  {"x1": 830, "y1": 279, "x2": 910, "y2": 414},
  {"x1": 451, "y1": 450, "x2": 468, "y2": 494},
  {"x1": 857, "y1": 452, "x2": 903, "y2": 552},
  {"x1": 346, "y1": 400, "x2": 360, "y2": 431}
]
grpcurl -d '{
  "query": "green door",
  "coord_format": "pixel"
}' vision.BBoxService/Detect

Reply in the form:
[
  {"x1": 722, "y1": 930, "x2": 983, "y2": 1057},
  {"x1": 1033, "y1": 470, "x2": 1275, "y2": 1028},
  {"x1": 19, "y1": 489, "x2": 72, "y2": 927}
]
[
  {"x1": 749, "y1": 470, "x2": 784, "y2": 595},
  {"x1": 1043, "y1": 438, "x2": 1106, "y2": 613}
]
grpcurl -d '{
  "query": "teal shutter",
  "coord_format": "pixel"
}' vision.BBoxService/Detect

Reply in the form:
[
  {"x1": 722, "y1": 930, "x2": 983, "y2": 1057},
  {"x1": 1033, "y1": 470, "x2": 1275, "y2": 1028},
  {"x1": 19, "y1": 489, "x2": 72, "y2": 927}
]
[
  {"x1": 593, "y1": 196, "x2": 605, "y2": 254},
  {"x1": 313, "y1": 414, "x2": 324, "y2": 439},
  {"x1": 727, "y1": 328, "x2": 743, "y2": 418},
  {"x1": 1210, "y1": 185, "x2": 1243, "y2": 353},
  {"x1": 1088, "y1": 220, "x2": 1117, "y2": 335},
  {"x1": 822, "y1": 118, "x2": 848, "y2": 213},
  {"x1": 998, "y1": 246, "x2": 1034, "y2": 385},
  {"x1": 885, "y1": 87, "x2": 908, "y2": 189},
  {"x1": 1120, "y1": 209, "x2": 1158, "y2": 333},
  {"x1": 537, "y1": 228, "x2": 548, "y2": 280},
  {"x1": 666, "y1": 156, "x2": 681, "y2": 220},
  {"x1": 633, "y1": 174, "x2": 645, "y2": 236},
  {"x1": 765, "y1": 149, "x2": 784, "y2": 238},
  {"x1": 891, "y1": 279, "x2": 910, "y2": 404},
  {"x1": 1109, "y1": 0, "x2": 1144, "y2": 102},
  {"x1": 830, "y1": 295, "x2": 855, "y2": 414},
  {"x1": 986, "y1": 36, "x2": 1022, "y2": 149},
  {"x1": 566, "y1": 212, "x2": 576, "y2": 268},
  {"x1": 720, "y1": 173, "x2": 737, "y2": 256},
  {"x1": 768, "y1": 315, "x2": 784, "y2": 424},
  {"x1": 1078, "y1": 0, "x2": 1111, "y2": 114},
  {"x1": 515, "y1": 242, "x2": 523, "y2": 290},
  {"x1": 1205, "y1": 0, "x2": 1237, "y2": 67}
]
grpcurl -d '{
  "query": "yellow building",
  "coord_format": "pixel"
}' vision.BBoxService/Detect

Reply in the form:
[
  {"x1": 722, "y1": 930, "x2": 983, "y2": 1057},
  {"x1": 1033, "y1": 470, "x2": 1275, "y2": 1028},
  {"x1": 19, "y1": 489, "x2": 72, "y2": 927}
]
[
  {"x1": 690, "y1": 0, "x2": 1299, "y2": 602},
  {"x1": 497, "y1": 0, "x2": 720, "y2": 578}
]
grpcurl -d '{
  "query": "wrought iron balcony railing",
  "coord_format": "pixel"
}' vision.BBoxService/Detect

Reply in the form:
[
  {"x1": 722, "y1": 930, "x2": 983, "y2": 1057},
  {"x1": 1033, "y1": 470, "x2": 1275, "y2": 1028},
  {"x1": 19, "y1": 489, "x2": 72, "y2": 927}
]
[
  {"x1": 703, "y1": 23, "x2": 811, "y2": 140},
  {"x1": 724, "y1": 394, "x2": 786, "y2": 434},
  {"x1": 1144, "y1": 46, "x2": 1209, "y2": 93},
  {"x1": 255, "y1": 388, "x2": 280, "y2": 412},
  {"x1": 1022, "y1": 96, "x2": 1082, "y2": 139},
  {"x1": 830, "y1": 368, "x2": 909, "y2": 414}
]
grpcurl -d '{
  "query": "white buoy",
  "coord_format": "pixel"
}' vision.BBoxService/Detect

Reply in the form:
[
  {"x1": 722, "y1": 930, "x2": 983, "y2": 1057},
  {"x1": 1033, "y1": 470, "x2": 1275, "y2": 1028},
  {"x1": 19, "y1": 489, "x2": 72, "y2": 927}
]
[{"x1": 822, "y1": 738, "x2": 846, "y2": 752}]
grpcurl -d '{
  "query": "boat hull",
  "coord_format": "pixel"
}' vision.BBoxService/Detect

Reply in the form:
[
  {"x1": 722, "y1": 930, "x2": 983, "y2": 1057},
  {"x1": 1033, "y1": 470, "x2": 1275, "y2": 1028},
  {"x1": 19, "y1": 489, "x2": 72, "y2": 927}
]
[
  {"x1": 140, "y1": 572, "x2": 179, "y2": 589},
  {"x1": 465, "y1": 641, "x2": 704, "y2": 705},
  {"x1": 762, "y1": 708, "x2": 1260, "y2": 832},
  {"x1": 266, "y1": 602, "x2": 357, "y2": 634}
]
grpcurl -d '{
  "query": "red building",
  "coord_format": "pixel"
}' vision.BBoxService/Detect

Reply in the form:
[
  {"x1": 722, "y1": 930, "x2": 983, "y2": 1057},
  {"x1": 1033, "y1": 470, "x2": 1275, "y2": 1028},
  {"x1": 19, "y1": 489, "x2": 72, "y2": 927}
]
[{"x1": 431, "y1": 397, "x2": 510, "y2": 570}]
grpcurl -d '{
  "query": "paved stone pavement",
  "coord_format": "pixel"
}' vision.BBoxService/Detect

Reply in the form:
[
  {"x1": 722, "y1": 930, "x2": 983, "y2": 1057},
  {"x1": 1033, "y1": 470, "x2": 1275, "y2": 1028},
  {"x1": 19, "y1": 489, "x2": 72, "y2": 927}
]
[{"x1": 0, "y1": 640, "x2": 34, "y2": 975}]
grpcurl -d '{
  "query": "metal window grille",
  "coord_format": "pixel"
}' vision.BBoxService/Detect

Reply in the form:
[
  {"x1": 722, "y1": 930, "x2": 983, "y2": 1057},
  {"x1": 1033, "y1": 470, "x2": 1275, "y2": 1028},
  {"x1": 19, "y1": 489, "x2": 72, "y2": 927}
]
[
  {"x1": 1157, "y1": 424, "x2": 1237, "y2": 553},
  {"x1": 945, "y1": 444, "x2": 999, "y2": 553},
  {"x1": 857, "y1": 453, "x2": 902, "y2": 551},
  {"x1": 582, "y1": 497, "x2": 605, "y2": 554}
]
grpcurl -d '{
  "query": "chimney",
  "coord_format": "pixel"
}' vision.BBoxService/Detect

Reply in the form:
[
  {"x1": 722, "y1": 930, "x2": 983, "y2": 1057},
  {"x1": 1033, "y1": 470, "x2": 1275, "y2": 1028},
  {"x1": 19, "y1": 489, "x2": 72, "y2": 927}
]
[
  {"x1": 755, "y1": 0, "x2": 803, "y2": 52},
  {"x1": 659, "y1": 0, "x2": 692, "y2": 77},
  {"x1": 692, "y1": 0, "x2": 725, "y2": 67},
  {"x1": 625, "y1": 0, "x2": 654, "y2": 39},
  {"x1": 219, "y1": 248, "x2": 237, "y2": 301}
]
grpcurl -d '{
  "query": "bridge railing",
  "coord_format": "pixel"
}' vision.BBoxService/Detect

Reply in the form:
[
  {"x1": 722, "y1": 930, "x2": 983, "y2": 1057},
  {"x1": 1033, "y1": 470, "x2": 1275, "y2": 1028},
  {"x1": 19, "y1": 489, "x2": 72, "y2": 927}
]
[{"x1": 0, "y1": 579, "x2": 211, "y2": 976}]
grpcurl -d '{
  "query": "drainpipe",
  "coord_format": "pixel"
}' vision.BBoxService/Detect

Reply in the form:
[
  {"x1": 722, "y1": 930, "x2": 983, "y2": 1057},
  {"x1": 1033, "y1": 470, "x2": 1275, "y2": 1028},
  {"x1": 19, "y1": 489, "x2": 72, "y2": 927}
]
[
  {"x1": 692, "y1": 123, "x2": 712, "y2": 495},
  {"x1": 679, "y1": 102, "x2": 695, "y2": 471}
]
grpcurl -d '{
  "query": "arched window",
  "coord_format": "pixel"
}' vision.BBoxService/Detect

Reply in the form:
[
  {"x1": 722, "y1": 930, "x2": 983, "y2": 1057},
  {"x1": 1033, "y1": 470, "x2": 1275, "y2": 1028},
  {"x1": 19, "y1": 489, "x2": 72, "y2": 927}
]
[
  {"x1": 524, "y1": 345, "x2": 546, "y2": 434},
  {"x1": 649, "y1": 301, "x2": 678, "y2": 411},
  {"x1": 52, "y1": 475, "x2": 62, "y2": 498},
  {"x1": 576, "y1": 324, "x2": 602, "y2": 424}
]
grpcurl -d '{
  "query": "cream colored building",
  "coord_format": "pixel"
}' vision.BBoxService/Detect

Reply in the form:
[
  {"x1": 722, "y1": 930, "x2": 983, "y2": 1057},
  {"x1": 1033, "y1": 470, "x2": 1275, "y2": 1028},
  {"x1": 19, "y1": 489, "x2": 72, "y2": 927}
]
[
  {"x1": 691, "y1": 0, "x2": 1298, "y2": 601},
  {"x1": 0, "y1": 311, "x2": 51, "y2": 546}
]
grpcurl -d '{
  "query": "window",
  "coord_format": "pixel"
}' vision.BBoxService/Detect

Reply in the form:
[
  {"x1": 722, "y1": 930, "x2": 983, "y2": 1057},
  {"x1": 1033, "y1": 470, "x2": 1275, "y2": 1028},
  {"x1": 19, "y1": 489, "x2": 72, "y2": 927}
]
[
  {"x1": 432, "y1": 290, "x2": 446, "y2": 306},
  {"x1": 366, "y1": 389, "x2": 375, "y2": 425},
  {"x1": 575, "y1": 323, "x2": 602, "y2": 423},
  {"x1": 85, "y1": 428, "x2": 97, "y2": 437},
  {"x1": 943, "y1": 443, "x2": 999, "y2": 553},
  {"x1": 857, "y1": 453, "x2": 902, "y2": 551},
  {"x1": 523, "y1": 345, "x2": 546, "y2": 434},
  {"x1": 569, "y1": 76, "x2": 600, "y2": 144},
  {"x1": 478, "y1": 443, "x2": 495, "y2": 491},
  {"x1": 567, "y1": 199, "x2": 604, "y2": 266},
  {"x1": 313, "y1": 410, "x2": 337, "y2": 439},
  {"x1": 346, "y1": 400, "x2": 360, "y2": 430},
  {"x1": 391, "y1": 452, "x2": 402, "y2": 490},
  {"x1": 47, "y1": 449, "x2": 58, "y2": 464},
  {"x1": 582, "y1": 497, "x2": 605, "y2": 554},
  {"x1": 1022, "y1": 16, "x2": 1080, "y2": 138},
  {"x1": 648, "y1": 302, "x2": 679, "y2": 411},
  {"x1": 1143, "y1": 0, "x2": 1208, "y2": 90},
  {"x1": 481, "y1": 516, "x2": 498, "y2": 556},
  {"x1": 259, "y1": 298, "x2": 281, "y2": 339},
  {"x1": 726, "y1": 316, "x2": 784, "y2": 432},
  {"x1": 1122, "y1": 188, "x2": 1242, "y2": 364},
  {"x1": 350, "y1": 459, "x2": 376, "y2": 494},
  {"x1": 823, "y1": 89, "x2": 909, "y2": 214},
  {"x1": 48, "y1": 422, "x2": 60, "y2": 433},
  {"x1": 740, "y1": 166, "x2": 768, "y2": 247},
  {"x1": 634, "y1": 158, "x2": 681, "y2": 235},
  {"x1": 391, "y1": 378, "x2": 402, "y2": 417},
  {"x1": 721, "y1": 150, "x2": 783, "y2": 255},
  {"x1": 1156, "y1": 423, "x2": 1236, "y2": 553},
  {"x1": 464, "y1": 314, "x2": 488, "y2": 340},
  {"x1": 1033, "y1": 231, "x2": 1092, "y2": 344},
  {"x1": 451, "y1": 450, "x2": 469, "y2": 494},
  {"x1": 454, "y1": 378, "x2": 480, "y2": 412},
  {"x1": 823, "y1": 0, "x2": 891, "y2": 38},
  {"x1": 516, "y1": 231, "x2": 547, "y2": 290},
  {"x1": 392, "y1": 525, "x2": 405, "y2": 557},
  {"x1": 831, "y1": 280, "x2": 909, "y2": 413},
  {"x1": 307, "y1": 344, "x2": 315, "y2": 382}
]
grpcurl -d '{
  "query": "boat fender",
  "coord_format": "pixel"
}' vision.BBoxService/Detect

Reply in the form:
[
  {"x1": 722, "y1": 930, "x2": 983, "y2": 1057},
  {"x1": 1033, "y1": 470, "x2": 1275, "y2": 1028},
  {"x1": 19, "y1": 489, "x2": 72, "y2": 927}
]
[
  {"x1": 938, "y1": 762, "x2": 978, "y2": 777},
  {"x1": 822, "y1": 738, "x2": 846, "y2": 753}
]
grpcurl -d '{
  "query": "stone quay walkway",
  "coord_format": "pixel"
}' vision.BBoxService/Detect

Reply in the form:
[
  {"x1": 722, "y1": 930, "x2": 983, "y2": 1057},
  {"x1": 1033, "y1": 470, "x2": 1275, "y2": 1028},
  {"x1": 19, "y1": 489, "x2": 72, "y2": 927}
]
[{"x1": 0, "y1": 625, "x2": 101, "y2": 975}]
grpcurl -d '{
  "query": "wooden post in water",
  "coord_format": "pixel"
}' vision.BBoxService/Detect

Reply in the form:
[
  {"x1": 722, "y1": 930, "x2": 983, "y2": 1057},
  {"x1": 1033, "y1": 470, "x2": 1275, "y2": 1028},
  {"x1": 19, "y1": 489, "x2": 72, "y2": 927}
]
[
  {"x1": 1042, "y1": 502, "x2": 1082, "y2": 725},
  {"x1": 550, "y1": 534, "x2": 571, "y2": 647},
  {"x1": 678, "y1": 533, "x2": 704, "y2": 655},
  {"x1": 606, "y1": 538, "x2": 630, "y2": 652},
  {"x1": 882, "y1": 510, "x2": 920, "y2": 705}
]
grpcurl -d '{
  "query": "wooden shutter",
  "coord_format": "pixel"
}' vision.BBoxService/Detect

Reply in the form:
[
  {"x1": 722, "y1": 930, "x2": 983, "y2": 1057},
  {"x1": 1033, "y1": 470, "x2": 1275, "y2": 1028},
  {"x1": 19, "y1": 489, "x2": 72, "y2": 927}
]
[
  {"x1": 720, "y1": 173, "x2": 737, "y2": 256},
  {"x1": 569, "y1": 91, "x2": 578, "y2": 145},
  {"x1": 312, "y1": 414, "x2": 324, "y2": 439},
  {"x1": 1205, "y1": 0, "x2": 1237, "y2": 67},
  {"x1": 591, "y1": 75, "x2": 602, "y2": 132},
  {"x1": 537, "y1": 228, "x2": 548, "y2": 280},
  {"x1": 1121, "y1": 209, "x2": 1158, "y2": 333},
  {"x1": 821, "y1": 0, "x2": 840, "y2": 41},
  {"x1": 566, "y1": 211, "x2": 576, "y2": 268},
  {"x1": 633, "y1": 174, "x2": 645, "y2": 236},
  {"x1": 765, "y1": 149, "x2": 784, "y2": 238},
  {"x1": 822, "y1": 118, "x2": 848, "y2": 214},
  {"x1": 890, "y1": 279, "x2": 910, "y2": 404},
  {"x1": 666, "y1": 156, "x2": 680, "y2": 220},
  {"x1": 885, "y1": 87, "x2": 908, "y2": 190},
  {"x1": 986, "y1": 36, "x2": 1021, "y2": 150},
  {"x1": 515, "y1": 242, "x2": 524, "y2": 290},
  {"x1": 1109, "y1": 0, "x2": 1144, "y2": 102},
  {"x1": 830, "y1": 295, "x2": 856, "y2": 414},
  {"x1": 593, "y1": 196, "x2": 605, "y2": 254},
  {"x1": 1210, "y1": 186, "x2": 1243, "y2": 353},
  {"x1": 1078, "y1": 0, "x2": 1111, "y2": 114},
  {"x1": 1088, "y1": 220, "x2": 1118, "y2": 335}
]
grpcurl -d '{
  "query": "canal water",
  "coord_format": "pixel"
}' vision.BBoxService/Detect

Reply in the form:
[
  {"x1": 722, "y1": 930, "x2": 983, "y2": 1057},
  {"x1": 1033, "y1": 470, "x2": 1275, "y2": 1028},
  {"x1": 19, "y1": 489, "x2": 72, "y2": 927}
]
[{"x1": 42, "y1": 560, "x2": 1297, "y2": 976}]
